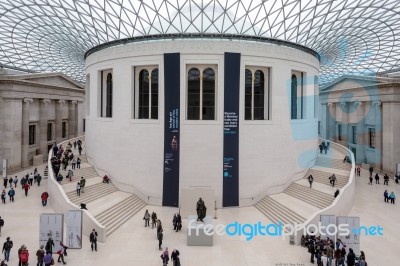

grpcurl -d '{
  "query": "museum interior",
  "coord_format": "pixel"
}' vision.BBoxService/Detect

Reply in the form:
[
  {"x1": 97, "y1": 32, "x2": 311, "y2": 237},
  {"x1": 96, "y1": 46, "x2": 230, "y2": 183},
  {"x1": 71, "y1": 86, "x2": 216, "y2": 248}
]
[{"x1": 0, "y1": 1, "x2": 399, "y2": 265}]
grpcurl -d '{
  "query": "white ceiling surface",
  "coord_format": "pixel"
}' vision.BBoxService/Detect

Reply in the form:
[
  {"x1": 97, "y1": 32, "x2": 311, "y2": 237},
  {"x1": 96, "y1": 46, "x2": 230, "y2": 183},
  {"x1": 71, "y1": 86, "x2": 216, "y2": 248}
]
[{"x1": 0, "y1": 0, "x2": 399, "y2": 84}]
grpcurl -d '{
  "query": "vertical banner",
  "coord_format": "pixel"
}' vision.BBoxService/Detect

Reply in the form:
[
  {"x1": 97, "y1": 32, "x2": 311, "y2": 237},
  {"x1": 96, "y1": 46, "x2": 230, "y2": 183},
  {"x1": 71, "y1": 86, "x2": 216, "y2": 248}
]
[
  {"x1": 66, "y1": 210, "x2": 82, "y2": 249},
  {"x1": 337, "y1": 216, "x2": 360, "y2": 256},
  {"x1": 2, "y1": 159, "x2": 7, "y2": 178},
  {"x1": 162, "y1": 53, "x2": 180, "y2": 207},
  {"x1": 39, "y1": 214, "x2": 63, "y2": 253},
  {"x1": 223, "y1": 52, "x2": 240, "y2": 207},
  {"x1": 320, "y1": 214, "x2": 337, "y2": 244}
]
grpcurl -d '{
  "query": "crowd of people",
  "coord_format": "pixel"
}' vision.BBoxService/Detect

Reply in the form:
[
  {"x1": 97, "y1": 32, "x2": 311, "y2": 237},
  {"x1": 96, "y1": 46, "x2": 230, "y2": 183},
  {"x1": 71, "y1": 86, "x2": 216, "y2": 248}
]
[
  {"x1": 302, "y1": 234, "x2": 367, "y2": 266},
  {"x1": 142, "y1": 209, "x2": 181, "y2": 265},
  {"x1": 365, "y1": 166, "x2": 397, "y2": 205}
]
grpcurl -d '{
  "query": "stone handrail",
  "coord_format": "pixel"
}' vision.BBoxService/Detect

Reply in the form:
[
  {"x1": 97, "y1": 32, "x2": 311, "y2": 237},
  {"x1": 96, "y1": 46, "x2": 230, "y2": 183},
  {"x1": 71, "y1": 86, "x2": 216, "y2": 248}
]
[
  {"x1": 302, "y1": 139, "x2": 355, "y2": 238},
  {"x1": 47, "y1": 136, "x2": 107, "y2": 243}
]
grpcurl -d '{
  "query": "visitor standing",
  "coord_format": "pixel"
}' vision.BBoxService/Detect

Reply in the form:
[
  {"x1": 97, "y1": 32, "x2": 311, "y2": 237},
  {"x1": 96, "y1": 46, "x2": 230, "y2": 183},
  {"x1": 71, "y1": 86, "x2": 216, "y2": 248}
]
[
  {"x1": 143, "y1": 210, "x2": 150, "y2": 227},
  {"x1": 8, "y1": 177, "x2": 12, "y2": 188},
  {"x1": 45, "y1": 238, "x2": 54, "y2": 253},
  {"x1": 80, "y1": 177, "x2": 85, "y2": 193},
  {"x1": 384, "y1": 190, "x2": 389, "y2": 203},
  {"x1": 389, "y1": 191, "x2": 396, "y2": 204},
  {"x1": 2, "y1": 178, "x2": 7, "y2": 189},
  {"x1": 151, "y1": 212, "x2": 157, "y2": 229},
  {"x1": 76, "y1": 182, "x2": 81, "y2": 197},
  {"x1": 36, "y1": 245, "x2": 45, "y2": 266},
  {"x1": 90, "y1": 229, "x2": 98, "y2": 251},
  {"x1": 19, "y1": 245, "x2": 29, "y2": 266},
  {"x1": 76, "y1": 158, "x2": 81, "y2": 169},
  {"x1": 157, "y1": 228, "x2": 164, "y2": 251},
  {"x1": 308, "y1": 175, "x2": 314, "y2": 188},
  {"x1": 23, "y1": 182, "x2": 30, "y2": 197},
  {"x1": 375, "y1": 173, "x2": 380, "y2": 184},
  {"x1": 78, "y1": 145, "x2": 82, "y2": 156},
  {"x1": 43, "y1": 250, "x2": 53, "y2": 266},
  {"x1": 0, "y1": 217, "x2": 3, "y2": 237},
  {"x1": 36, "y1": 174, "x2": 42, "y2": 186},
  {"x1": 7, "y1": 188, "x2": 14, "y2": 202},
  {"x1": 383, "y1": 174, "x2": 389, "y2": 185},
  {"x1": 41, "y1": 192, "x2": 49, "y2": 206},
  {"x1": 1, "y1": 190, "x2": 6, "y2": 204},
  {"x1": 171, "y1": 249, "x2": 180, "y2": 266},
  {"x1": 160, "y1": 247, "x2": 169, "y2": 266}
]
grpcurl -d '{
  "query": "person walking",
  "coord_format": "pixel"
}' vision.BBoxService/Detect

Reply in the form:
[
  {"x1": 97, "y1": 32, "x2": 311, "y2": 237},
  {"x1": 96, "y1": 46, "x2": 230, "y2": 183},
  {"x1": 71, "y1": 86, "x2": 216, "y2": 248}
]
[
  {"x1": 157, "y1": 228, "x2": 164, "y2": 251},
  {"x1": 0, "y1": 217, "x2": 3, "y2": 237},
  {"x1": 8, "y1": 177, "x2": 12, "y2": 188},
  {"x1": 383, "y1": 174, "x2": 389, "y2": 185},
  {"x1": 308, "y1": 241, "x2": 315, "y2": 264},
  {"x1": 160, "y1": 247, "x2": 169, "y2": 266},
  {"x1": 76, "y1": 182, "x2": 81, "y2": 197},
  {"x1": 375, "y1": 173, "x2": 380, "y2": 184},
  {"x1": 384, "y1": 190, "x2": 389, "y2": 203},
  {"x1": 80, "y1": 177, "x2": 85, "y2": 193},
  {"x1": 2, "y1": 237, "x2": 13, "y2": 262},
  {"x1": 89, "y1": 229, "x2": 98, "y2": 251},
  {"x1": 56, "y1": 242, "x2": 66, "y2": 264},
  {"x1": 19, "y1": 245, "x2": 29, "y2": 266},
  {"x1": 329, "y1": 174, "x2": 336, "y2": 187},
  {"x1": 41, "y1": 192, "x2": 49, "y2": 207},
  {"x1": 143, "y1": 210, "x2": 150, "y2": 227},
  {"x1": 43, "y1": 250, "x2": 53, "y2": 266},
  {"x1": 76, "y1": 158, "x2": 81, "y2": 169},
  {"x1": 71, "y1": 158, "x2": 76, "y2": 170},
  {"x1": 78, "y1": 145, "x2": 82, "y2": 156},
  {"x1": 1, "y1": 190, "x2": 6, "y2": 204},
  {"x1": 308, "y1": 175, "x2": 314, "y2": 188},
  {"x1": 346, "y1": 248, "x2": 356, "y2": 266},
  {"x1": 23, "y1": 182, "x2": 30, "y2": 197},
  {"x1": 175, "y1": 213, "x2": 182, "y2": 232},
  {"x1": 369, "y1": 166, "x2": 373, "y2": 177},
  {"x1": 2, "y1": 178, "x2": 7, "y2": 189},
  {"x1": 172, "y1": 213, "x2": 177, "y2": 231},
  {"x1": 171, "y1": 249, "x2": 180, "y2": 266},
  {"x1": 334, "y1": 189, "x2": 340, "y2": 198},
  {"x1": 326, "y1": 244, "x2": 333, "y2": 266},
  {"x1": 29, "y1": 173, "x2": 34, "y2": 186},
  {"x1": 389, "y1": 191, "x2": 396, "y2": 204},
  {"x1": 13, "y1": 176, "x2": 18, "y2": 188},
  {"x1": 36, "y1": 245, "x2": 45, "y2": 266},
  {"x1": 356, "y1": 166, "x2": 361, "y2": 176},
  {"x1": 368, "y1": 174, "x2": 373, "y2": 185},
  {"x1": 151, "y1": 212, "x2": 157, "y2": 229},
  {"x1": 7, "y1": 188, "x2": 15, "y2": 202},
  {"x1": 73, "y1": 141, "x2": 77, "y2": 150},
  {"x1": 45, "y1": 238, "x2": 54, "y2": 254}
]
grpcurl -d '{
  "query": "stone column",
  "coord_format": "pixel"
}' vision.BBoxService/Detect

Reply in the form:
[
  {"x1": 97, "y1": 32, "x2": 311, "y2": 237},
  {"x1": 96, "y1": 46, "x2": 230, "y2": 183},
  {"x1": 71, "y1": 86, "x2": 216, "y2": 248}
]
[
  {"x1": 339, "y1": 102, "x2": 349, "y2": 144},
  {"x1": 55, "y1": 100, "x2": 65, "y2": 144},
  {"x1": 21, "y1": 98, "x2": 33, "y2": 168},
  {"x1": 39, "y1": 99, "x2": 51, "y2": 159},
  {"x1": 354, "y1": 101, "x2": 365, "y2": 163},
  {"x1": 68, "y1": 100, "x2": 78, "y2": 138},
  {"x1": 372, "y1": 100, "x2": 382, "y2": 169},
  {"x1": 320, "y1": 103, "x2": 328, "y2": 139}
]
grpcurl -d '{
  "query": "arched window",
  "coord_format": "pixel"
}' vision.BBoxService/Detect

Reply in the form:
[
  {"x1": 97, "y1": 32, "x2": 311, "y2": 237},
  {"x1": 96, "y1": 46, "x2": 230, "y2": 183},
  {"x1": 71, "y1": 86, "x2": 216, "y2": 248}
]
[
  {"x1": 291, "y1": 71, "x2": 304, "y2": 119},
  {"x1": 134, "y1": 67, "x2": 159, "y2": 119},
  {"x1": 291, "y1": 74, "x2": 298, "y2": 119},
  {"x1": 99, "y1": 69, "x2": 112, "y2": 118},
  {"x1": 244, "y1": 67, "x2": 270, "y2": 120},
  {"x1": 187, "y1": 68, "x2": 201, "y2": 120},
  {"x1": 106, "y1": 73, "x2": 113, "y2": 117}
]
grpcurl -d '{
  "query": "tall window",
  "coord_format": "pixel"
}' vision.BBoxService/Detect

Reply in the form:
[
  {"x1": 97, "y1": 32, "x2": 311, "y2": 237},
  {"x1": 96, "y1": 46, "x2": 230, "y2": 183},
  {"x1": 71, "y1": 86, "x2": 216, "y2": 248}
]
[
  {"x1": 29, "y1": 125, "x2": 36, "y2": 145},
  {"x1": 85, "y1": 74, "x2": 90, "y2": 116},
  {"x1": 99, "y1": 70, "x2": 112, "y2": 118},
  {"x1": 134, "y1": 67, "x2": 159, "y2": 119},
  {"x1": 369, "y1": 128, "x2": 376, "y2": 148},
  {"x1": 187, "y1": 66, "x2": 216, "y2": 120},
  {"x1": 47, "y1": 123, "x2": 53, "y2": 141},
  {"x1": 338, "y1": 123, "x2": 342, "y2": 141},
  {"x1": 62, "y1": 121, "x2": 67, "y2": 139},
  {"x1": 291, "y1": 71, "x2": 304, "y2": 119},
  {"x1": 351, "y1": 125, "x2": 357, "y2": 144},
  {"x1": 244, "y1": 67, "x2": 270, "y2": 120}
]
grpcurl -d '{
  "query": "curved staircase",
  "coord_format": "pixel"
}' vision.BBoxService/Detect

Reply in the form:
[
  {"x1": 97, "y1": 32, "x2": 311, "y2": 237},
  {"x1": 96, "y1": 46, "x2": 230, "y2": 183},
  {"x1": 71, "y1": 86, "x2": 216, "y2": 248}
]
[
  {"x1": 255, "y1": 145, "x2": 352, "y2": 226},
  {"x1": 58, "y1": 140, "x2": 146, "y2": 237}
]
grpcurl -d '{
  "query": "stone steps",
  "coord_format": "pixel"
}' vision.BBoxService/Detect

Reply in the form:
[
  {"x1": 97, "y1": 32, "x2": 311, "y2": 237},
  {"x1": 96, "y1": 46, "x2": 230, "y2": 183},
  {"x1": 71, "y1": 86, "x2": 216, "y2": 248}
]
[
  {"x1": 284, "y1": 183, "x2": 334, "y2": 209},
  {"x1": 66, "y1": 182, "x2": 118, "y2": 205},
  {"x1": 255, "y1": 196, "x2": 306, "y2": 225},
  {"x1": 60, "y1": 167, "x2": 98, "y2": 185},
  {"x1": 95, "y1": 195, "x2": 146, "y2": 237},
  {"x1": 315, "y1": 157, "x2": 351, "y2": 171},
  {"x1": 305, "y1": 169, "x2": 349, "y2": 188}
]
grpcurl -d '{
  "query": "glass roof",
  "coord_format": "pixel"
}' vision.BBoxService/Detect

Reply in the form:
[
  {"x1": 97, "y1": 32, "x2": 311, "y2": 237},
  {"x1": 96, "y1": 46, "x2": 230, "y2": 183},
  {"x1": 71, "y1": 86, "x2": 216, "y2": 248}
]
[{"x1": 0, "y1": 0, "x2": 399, "y2": 85}]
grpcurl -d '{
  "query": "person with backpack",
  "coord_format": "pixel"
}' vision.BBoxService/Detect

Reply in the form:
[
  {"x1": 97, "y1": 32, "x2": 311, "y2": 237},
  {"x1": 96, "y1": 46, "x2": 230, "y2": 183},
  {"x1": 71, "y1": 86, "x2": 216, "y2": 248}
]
[
  {"x1": 19, "y1": 245, "x2": 29, "y2": 266},
  {"x1": 41, "y1": 192, "x2": 49, "y2": 207},
  {"x1": 7, "y1": 188, "x2": 15, "y2": 203},
  {"x1": 2, "y1": 237, "x2": 13, "y2": 262},
  {"x1": 36, "y1": 245, "x2": 45, "y2": 266},
  {"x1": 0, "y1": 217, "x2": 4, "y2": 237}
]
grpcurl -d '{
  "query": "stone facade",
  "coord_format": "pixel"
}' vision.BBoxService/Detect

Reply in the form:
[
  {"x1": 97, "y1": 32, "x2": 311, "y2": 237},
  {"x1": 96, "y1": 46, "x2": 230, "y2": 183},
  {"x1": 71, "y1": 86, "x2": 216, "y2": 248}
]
[
  {"x1": 319, "y1": 75, "x2": 400, "y2": 174},
  {"x1": 0, "y1": 72, "x2": 85, "y2": 173}
]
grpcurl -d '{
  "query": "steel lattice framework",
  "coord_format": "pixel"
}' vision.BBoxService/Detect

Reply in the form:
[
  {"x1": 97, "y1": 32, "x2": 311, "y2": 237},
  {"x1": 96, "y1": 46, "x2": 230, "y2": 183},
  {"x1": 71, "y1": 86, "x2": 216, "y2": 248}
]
[{"x1": 0, "y1": 0, "x2": 399, "y2": 85}]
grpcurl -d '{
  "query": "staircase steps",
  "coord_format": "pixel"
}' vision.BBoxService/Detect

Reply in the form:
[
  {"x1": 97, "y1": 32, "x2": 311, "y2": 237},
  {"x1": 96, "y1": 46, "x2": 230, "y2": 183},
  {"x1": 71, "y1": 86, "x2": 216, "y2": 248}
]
[
  {"x1": 60, "y1": 167, "x2": 98, "y2": 185},
  {"x1": 66, "y1": 182, "x2": 118, "y2": 205},
  {"x1": 284, "y1": 183, "x2": 334, "y2": 209},
  {"x1": 255, "y1": 196, "x2": 306, "y2": 225},
  {"x1": 315, "y1": 157, "x2": 351, "y2": 171},
  {"x1": 95, "y1": 195, "x2": 146, "y2": 236},
  {"x1": 305, "y1": 169, "x2": 349, "y2": 188}
]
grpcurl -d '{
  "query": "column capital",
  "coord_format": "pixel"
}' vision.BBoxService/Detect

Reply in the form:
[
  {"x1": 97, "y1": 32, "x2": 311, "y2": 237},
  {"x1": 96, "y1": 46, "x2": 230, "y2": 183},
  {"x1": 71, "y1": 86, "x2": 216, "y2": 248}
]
[
  {"x1": 23, "y1": 97, "x2": 33, "y2": 103},
  {"x1": 339, "y1": 102, "x2": 347, "y2": 107},
  {"x1": 327, "y1": 102, "x2": 335, "y2": 107},
  {"x1": 353, "y1": 101, "x2": 362, "y2": 107},
  {"x1": 42, "y1": 99, "x2": 51, "y2": 104},
  {"x1": 58, "y1": 100, "x2": 66, "y2": 104},
  {"x1": 70, "y1": 100, "x2": 78, "y2": 105},
  {"x1": 372, "y1": 100, "x2": 382, "y2": 106}
]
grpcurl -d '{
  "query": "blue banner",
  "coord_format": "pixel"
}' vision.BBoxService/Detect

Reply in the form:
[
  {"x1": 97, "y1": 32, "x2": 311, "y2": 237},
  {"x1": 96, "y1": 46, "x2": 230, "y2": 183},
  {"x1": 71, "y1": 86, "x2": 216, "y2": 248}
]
[
  {"x1": 162, "y1": 53, "x2": 180, "y2": 207},
  {"x1": 223, "y1": 52, "x2": 240, "y2": 207}
]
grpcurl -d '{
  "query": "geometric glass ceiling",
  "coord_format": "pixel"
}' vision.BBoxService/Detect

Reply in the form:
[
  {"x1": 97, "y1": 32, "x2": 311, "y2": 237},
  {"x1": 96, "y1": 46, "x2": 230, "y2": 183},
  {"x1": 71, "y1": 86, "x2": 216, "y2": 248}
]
[{"x1": 1, "y1": 0, "x2": 399, "y2": 85}]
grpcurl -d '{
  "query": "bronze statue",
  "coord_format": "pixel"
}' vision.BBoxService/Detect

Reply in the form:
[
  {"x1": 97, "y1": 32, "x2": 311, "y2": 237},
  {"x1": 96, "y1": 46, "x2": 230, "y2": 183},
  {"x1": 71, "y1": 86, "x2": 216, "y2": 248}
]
[{"x1": 196, "y1": 197, "x2": 207, "y2": 222}]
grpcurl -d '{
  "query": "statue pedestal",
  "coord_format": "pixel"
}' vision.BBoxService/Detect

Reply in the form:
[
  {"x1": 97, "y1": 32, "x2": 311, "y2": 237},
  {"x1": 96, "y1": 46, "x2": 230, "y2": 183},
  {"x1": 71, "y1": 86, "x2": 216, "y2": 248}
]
[{"x1": 187, "y1": 215, "x2": 213, "y2": 246}]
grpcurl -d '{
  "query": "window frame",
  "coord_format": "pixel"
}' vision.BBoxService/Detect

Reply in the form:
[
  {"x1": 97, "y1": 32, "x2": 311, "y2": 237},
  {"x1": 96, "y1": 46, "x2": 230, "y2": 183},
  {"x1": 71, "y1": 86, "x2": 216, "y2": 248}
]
[
  {"x1": 244, "y1": 66, "x2": 271, "y2": 121},
  {"x1": 62, "y1": 121, "x2": 68, "y2": 139},
  {"x1": 351, "y1": 125, "x2": 357, "y2": 144},
  {"x1": 98, "y1": 69, "x2": 113, "y2": 118},
  {"x1": 337, "y1": 123, "x2": 342, "y2": 141},
  {"x1": 291, "y1": 70, "x2": 305, "y2": 120},
  {"x1": 47, "y1": 122, "x2": 54, "y2": 142},
  {"x1": 28, "y1": 124, "x2": 37, "y2": 146},
  {"x1": 368, "y1": 127, "x2": 376, "y2": 149},
  {"x1": 186, "y1": 64, "x2": 217, "y2": 121},
  {"x1": 133, "y1": 65, "x2": 159, "y2": 120}
]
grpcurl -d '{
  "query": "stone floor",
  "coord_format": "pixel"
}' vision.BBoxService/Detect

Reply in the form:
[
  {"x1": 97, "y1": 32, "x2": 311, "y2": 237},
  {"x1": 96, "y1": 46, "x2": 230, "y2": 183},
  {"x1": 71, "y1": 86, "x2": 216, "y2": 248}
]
[{"x1": 0, "y1": 164, "x2": 398, "y2": 265}]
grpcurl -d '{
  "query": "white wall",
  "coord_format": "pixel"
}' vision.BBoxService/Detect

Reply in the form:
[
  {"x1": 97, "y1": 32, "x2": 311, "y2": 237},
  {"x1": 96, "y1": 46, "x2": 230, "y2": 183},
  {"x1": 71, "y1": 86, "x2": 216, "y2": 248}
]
[{"x1": 85, "y1": 39, "x2": 320, "y2": 207}]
